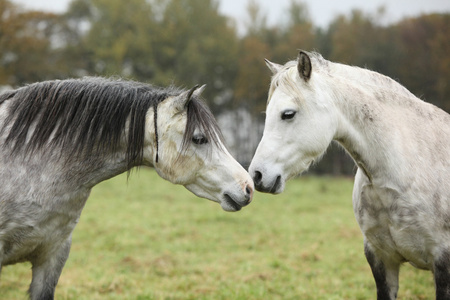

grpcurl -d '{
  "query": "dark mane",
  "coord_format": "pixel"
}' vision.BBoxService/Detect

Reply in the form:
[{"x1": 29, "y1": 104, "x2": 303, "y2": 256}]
[{"x1": 0, "y1": 77, "x2": 224, "y2": 169}]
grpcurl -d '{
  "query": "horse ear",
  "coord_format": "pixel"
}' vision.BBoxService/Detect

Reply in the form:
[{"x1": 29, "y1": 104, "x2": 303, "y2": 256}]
[
  {"x1": 297, "y1": 51, "x2": 312, "y2": 82},
  {"x1": 192, "y1": 84, "x2": 206, "y2": 98},
  {"x1": 173, "y1": 84, "x2": 204, "y2": 112},
  {"x1": 265, "y1": 59, "x2": 283, "y2": 75}
]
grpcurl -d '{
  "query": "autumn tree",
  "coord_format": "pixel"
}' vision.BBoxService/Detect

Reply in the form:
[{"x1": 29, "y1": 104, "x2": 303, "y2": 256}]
[
  {"x1": 327, "y1": 9, "x2": 396, "y2": 71},
  {"x1": 155, "y1": 0, "x2": 239, "y2": 112},
  {"x1": 2, "y1": 0, "x2": 449, "y2": 172},
  {"x1": 234, "y1": 0, "x2": 317, "y2": 113},
  {"x1": 232, "y1": 1, "x2": 271, "y2": 113},
  {"x1": 394, "y1": 14, "x2": 450, "y2": 111},
  {"x1": 63, "y1": 0, "x2": 239, "y2": 113},
  {"x1": 272, "y1": 0, "x2": 316, "y2": 62},
  {"x1": 0, "y1": 0, "x2": 64, "y2": 85},
  {"x1": 63, "y1": 0, "x2": 156, "y2": 79}
]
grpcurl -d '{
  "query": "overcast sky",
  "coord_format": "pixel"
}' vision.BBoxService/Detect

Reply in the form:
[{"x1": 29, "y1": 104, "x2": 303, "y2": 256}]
[{"x1": 12, "y1": 0, "x2": 450, "y2": 29}]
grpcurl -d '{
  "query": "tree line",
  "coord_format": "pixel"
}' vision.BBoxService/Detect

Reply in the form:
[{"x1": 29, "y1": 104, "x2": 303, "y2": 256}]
[{"x1": 1, "y1": 0, "x2": 449, "y2": 173}]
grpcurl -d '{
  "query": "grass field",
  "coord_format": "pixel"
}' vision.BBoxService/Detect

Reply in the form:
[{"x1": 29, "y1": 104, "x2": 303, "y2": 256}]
[{"x1": 1, "y1": 169, "x2": 434, "y2": 299}]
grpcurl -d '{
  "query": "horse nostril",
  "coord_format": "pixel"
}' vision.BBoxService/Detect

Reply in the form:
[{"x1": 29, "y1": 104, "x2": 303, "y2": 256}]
[
  {"x1": 244, "y1": 184, "x2": 253, "y2": 204},
  {"x1": 245, "y1": 185, "x2": 251, "y2": 195},
  {"x1": 247, "y1": 183, "x2": 253, "y2": 194},
  {"x1": 254, "y1": 171, "x2": 262, "y2": 185}
]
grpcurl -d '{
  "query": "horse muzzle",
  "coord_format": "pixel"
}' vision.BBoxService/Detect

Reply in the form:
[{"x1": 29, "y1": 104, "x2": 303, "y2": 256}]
[
  {"x1": 252, "y1": 170, "x2": 283, "y2": 194},
  {"x1": 221, "y1": 183, "x2": 253, "y2": 212}
]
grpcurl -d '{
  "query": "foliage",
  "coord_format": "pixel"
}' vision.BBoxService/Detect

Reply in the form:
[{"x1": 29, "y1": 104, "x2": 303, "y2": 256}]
[
  {"x1": 2, "y1": 0, "x2": 448, "y2": 108},
  {"x1": 59, "y1": 0, "x2": 239, "y2": 113},
  {"x1": 395, "y1": 14, "x2": 450, "y2": 111},
  {"x1": 155, "y1": 0, "x2": 239, "y2": 111},
  {"x1": 74, "y1": 0, "x2": 156, "y2": 78},
  {"x1": 1, "y1": 0, "x2": 449, "y2": 172},
  {"x1": 0, "y1": 170, "x2": 435, "y2": 299},
  {"x1": 0, "y1": 0, "x2": 66, "y2": 84}
]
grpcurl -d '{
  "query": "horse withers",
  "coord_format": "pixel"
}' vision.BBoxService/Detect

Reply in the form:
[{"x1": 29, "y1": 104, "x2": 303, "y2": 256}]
[
  {"x1": 0, "y1": 77, "x2": 253, "y2": 299},
  {"x1": 249, "y1": 51, "x2": 450, "y2": 299}
]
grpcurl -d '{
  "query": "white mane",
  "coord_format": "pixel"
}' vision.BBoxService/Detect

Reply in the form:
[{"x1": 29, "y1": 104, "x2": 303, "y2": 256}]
[
  {"x1": 328, "y1": 59, "x2": 415, "y2": 100},
  {"x1": 269, "y1": 52, "x2": 417, "y2": 107}
]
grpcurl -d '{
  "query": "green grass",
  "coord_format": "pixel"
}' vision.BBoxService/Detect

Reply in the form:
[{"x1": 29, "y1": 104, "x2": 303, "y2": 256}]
[{"x1": 1, "y1": 169, "x2": 434, "y2": 299}]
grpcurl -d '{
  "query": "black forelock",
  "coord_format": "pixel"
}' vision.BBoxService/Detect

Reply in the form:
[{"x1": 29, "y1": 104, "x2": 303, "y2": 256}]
[{"x1": 182, "y1": 94, "x2": 225, "y2": 155}]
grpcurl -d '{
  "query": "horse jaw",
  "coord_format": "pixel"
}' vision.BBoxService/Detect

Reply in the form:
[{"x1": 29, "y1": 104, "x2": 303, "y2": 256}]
[{"x1": 183, "y1": 148, "x2": 254, "y2": 212}]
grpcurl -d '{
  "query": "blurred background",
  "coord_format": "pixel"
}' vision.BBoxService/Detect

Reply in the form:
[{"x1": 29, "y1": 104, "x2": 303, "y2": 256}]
[{"x1": 1, "y1": 0, "x2": 449, "y2": 174}]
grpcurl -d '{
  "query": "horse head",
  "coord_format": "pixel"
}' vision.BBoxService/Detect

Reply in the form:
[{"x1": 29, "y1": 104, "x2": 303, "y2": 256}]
[
  {"x1": 249, "y1": 51, "x2": 337, "y2": 194},
  {"x1": 147, "y1": 85, "x2": 254, "y2": 211}
]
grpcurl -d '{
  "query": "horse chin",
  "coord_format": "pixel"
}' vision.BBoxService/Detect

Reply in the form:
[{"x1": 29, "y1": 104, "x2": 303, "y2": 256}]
[
  {"x1": 220, "y1": 194, "x2": 242, "y2": 212},
  {"x1": 184, "y1": 184, "x2": 241, "y2": 211}
]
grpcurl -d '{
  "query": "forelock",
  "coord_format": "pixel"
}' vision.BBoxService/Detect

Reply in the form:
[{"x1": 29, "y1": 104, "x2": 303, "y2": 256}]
[
  {"x1": 181, "y1": 95, "x2": 226, "y2": 155},
  {"x1": 268, "y1": 61, "x2": 302, "y2": 104}
]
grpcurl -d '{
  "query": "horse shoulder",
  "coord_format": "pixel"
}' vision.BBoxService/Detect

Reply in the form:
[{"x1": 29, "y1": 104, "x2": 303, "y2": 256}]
[
  {"x1": 0, "y1": 166, "x2": 90, "y2": 266},
  {"x1": 353, "y1": 167, "x2": 449, "y2": 270},
  {"x1": 353, "y1": 170, "x2": 399, "y2": 250}
]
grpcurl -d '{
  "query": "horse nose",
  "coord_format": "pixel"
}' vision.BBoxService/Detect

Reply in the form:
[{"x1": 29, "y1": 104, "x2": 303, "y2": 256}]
[
  {"x1": 252, "y1": 171, "x2": 281, "y2": 193},
  {"x1": 253, "y1": 170, "x2": 267, "y2": 191}
]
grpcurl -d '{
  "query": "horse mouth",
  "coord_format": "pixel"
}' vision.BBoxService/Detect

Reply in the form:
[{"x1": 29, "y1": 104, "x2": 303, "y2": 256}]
[
  {"x1": 269, "y1": 175, "x2": 282, "y2": 194},
  {"x1": 222, "y1": 194, "x2": 242, "y2": 211}
]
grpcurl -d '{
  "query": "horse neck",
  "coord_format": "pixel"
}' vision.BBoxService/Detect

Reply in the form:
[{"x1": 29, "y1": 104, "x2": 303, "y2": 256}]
[
  {"x1": 74, "y1": 126, "x2": 157, "y2": 188},
  {"x1": 22, "y1": 118, "x2": 156, "y2": 191},
  {"x1": 328, "y1": 67, "x2": 419, "y2": 184},
  {"x1": 12, "y1": 145, "x2": 130, "y2": 193},
  {"x1": 68, "y1": 150, "x2": 130, "y2": 188},
  {"x1": 66, "y1": 106, "x2": 159, "y2": 187}
]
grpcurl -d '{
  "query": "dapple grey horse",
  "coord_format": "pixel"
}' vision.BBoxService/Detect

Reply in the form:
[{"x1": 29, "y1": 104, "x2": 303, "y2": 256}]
[
  {"x1": 249, "y1": 51, "x2": 450, "y2": 299},
  {"x1": 0, "y1": 77, "x2": 253, "y2": 299}
]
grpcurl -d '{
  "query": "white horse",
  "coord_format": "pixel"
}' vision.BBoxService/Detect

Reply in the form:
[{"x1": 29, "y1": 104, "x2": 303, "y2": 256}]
[
  {"x1": 249, "y1": 51, "x2": 450, "y2": 299},
  {"x1": 0, "y1": 77, "x2": 253, "y2": 300}
]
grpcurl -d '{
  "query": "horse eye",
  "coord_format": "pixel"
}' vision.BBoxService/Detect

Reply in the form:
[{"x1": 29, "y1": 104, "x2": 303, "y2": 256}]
[
  {"x1": 281, "y1": 110, "x2": 296, "y2": 120},
  {"x1": 192, "y1": 134, "x2": 208, "y2": 145}
]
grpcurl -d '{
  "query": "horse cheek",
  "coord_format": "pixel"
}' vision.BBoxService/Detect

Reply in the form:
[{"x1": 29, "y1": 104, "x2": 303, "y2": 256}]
[{"x1": 157, "y1": 140, "x2": 205, "y2": 185}]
